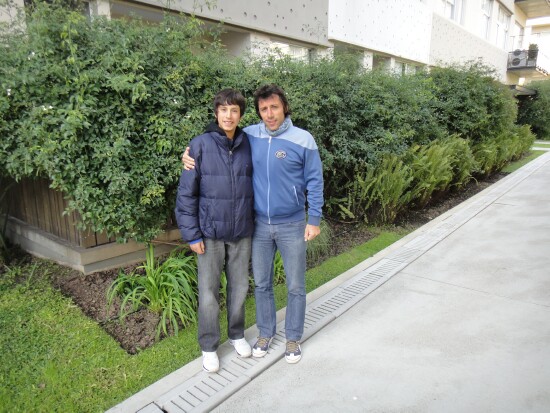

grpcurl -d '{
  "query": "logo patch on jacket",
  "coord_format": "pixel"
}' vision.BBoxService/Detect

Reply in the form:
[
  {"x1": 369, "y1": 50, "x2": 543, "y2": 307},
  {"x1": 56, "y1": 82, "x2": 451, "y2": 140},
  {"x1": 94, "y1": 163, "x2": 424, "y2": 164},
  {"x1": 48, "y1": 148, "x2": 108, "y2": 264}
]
[{"x1": 275, "y1": 150, "x2": 287, "y2": 159}]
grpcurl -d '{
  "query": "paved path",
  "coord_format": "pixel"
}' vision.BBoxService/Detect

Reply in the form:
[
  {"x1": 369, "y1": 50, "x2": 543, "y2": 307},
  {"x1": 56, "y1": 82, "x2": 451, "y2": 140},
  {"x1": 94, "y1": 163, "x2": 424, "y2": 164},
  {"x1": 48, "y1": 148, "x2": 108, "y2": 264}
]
[
  {"x1": 107, "y1": 151, "x2": 550, "y2": 413},
  {"x1": 533, "y1": 140, "x2": 550, "y2": 151}
]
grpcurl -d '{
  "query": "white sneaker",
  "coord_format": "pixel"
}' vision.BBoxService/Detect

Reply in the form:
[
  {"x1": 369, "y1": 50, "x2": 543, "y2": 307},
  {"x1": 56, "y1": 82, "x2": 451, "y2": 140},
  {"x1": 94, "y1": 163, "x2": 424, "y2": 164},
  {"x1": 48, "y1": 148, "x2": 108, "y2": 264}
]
[
  {"x1": 202, "y1": 351, "x2": 219, "y2": 373},
  {"x1": 229, "y1": 338, "x2": 252, "y2": 358}
]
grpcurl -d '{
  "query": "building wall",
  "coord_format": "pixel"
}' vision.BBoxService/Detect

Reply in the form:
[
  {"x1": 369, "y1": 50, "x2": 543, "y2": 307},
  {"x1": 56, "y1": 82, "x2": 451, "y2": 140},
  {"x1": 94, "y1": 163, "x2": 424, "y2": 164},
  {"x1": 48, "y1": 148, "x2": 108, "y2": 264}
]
[
  {"x1": 0, "y1": 0, "x2": 24, "y2": 24},
  {"x1": 430, "y1": 13, "x2": 508, "y2": 79},
  {"x1": 328, "y1": 0, "x2": 432, "y2": 64},
  {"x1": 127, "y1": 0, "x2": 331, "y2": 46}
]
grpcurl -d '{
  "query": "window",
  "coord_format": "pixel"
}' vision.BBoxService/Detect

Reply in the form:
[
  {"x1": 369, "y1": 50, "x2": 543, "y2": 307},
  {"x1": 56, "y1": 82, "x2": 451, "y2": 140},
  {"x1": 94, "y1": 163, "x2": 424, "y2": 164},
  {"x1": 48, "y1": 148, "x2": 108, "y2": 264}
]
[
  {"x1": 481, "y1": 0, "x2": 493, "y2": 40},
  {"x1": 496, "y1": 6, "x2": 511, "y2": 49},
  {"x1": 442, "y1": 0, "x2": 463, "y2": 23},
  {"x1": 513, "y1": 22, "x2": 524, "y2": 50}
]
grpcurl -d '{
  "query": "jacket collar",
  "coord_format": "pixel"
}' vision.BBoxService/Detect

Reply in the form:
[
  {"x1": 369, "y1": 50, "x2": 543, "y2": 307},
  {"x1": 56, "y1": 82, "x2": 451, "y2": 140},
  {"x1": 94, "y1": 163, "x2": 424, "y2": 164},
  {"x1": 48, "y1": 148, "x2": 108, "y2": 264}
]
[{"x1": 205, "y1": 121, "x2": 244, "y2": 149}]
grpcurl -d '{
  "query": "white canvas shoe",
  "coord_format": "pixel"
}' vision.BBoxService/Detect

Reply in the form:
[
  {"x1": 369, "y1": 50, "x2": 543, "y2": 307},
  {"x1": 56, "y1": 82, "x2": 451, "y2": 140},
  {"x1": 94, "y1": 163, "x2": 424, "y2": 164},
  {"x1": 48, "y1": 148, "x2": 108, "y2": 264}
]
[
  {"x1": 229, "y1": 338, "x2": 252, "y2": 358},
  {"x1": 202, "y1": 351, "x2": 219, "y2": 373}
]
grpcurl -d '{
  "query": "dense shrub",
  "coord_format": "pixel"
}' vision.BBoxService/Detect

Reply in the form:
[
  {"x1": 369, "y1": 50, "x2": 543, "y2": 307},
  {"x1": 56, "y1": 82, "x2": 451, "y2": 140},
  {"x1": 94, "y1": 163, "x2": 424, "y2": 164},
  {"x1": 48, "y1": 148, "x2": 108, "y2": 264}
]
[
  {"x1": 517, "y1": 80, "x2": 550, "y2": 140},
  {"x1": 0, "y1": 4, "x2": 535, "y2": 242},
  {"x1": 0, "y1": 4, "x2": 226, "y2": 241},
  {"x1": 427, "y1": 62, "x2": 518, "y2": 142}
]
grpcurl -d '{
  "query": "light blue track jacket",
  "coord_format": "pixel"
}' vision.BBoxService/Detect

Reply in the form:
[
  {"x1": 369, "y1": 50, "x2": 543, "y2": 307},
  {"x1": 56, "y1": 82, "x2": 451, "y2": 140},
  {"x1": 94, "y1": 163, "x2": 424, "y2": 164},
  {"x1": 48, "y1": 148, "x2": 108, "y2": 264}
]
[{"x1": 244, "y1": 118, "x2": 324, "y2": 226}]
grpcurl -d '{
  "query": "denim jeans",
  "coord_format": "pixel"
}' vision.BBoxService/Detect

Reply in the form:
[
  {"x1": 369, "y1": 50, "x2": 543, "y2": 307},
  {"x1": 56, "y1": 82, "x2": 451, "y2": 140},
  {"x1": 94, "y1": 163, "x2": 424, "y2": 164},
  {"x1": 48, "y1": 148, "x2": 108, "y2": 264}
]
[
  {"x1": 252, "y1": 220, "x2": 306, "y2": 341},
  {"x1": 197, "y1": 237, "x2": 251, "y2": 352}
]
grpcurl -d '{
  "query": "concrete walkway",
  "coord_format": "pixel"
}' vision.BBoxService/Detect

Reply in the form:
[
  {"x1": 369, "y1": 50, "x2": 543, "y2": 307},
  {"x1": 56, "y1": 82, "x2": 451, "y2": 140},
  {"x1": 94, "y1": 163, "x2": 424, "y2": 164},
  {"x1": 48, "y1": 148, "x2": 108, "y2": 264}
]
[
  {"x1": 533, "y1": 140, "x2": 550, "y2": 151},
  {"x1": 107, "y1": 151, "x2": 550, "y2": 413}
]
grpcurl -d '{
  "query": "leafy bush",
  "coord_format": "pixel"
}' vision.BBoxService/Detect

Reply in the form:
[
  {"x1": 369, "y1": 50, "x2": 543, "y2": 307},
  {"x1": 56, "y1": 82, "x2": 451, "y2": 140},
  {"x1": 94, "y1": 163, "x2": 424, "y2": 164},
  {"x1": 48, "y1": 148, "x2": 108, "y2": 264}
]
[
  {"x1": 517, "y1": 80, "x2": 550, "y2": 140},
  {"x1": 247, "y1": 55, "x2": 443, "y2": 199},
  {"x1": 428, "y1": 62, "x2": 518, "y2": 143},
  {"x1": 107, "y1": 244, "x2": 198, "y2": 339},
  {"x1": 0, "y1": 4, "x2": 529, "y2": 243},
  {"x1": 0, "y1": 3, "x2": 223, "y2": 241}
]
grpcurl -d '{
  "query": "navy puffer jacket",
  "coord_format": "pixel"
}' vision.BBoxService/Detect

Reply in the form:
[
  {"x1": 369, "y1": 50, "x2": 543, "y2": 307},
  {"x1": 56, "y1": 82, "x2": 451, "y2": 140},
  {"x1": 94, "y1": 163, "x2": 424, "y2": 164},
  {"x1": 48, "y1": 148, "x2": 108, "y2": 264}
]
[{"x1": 175, "y1": 123, "x2": 254, "y2": 243}]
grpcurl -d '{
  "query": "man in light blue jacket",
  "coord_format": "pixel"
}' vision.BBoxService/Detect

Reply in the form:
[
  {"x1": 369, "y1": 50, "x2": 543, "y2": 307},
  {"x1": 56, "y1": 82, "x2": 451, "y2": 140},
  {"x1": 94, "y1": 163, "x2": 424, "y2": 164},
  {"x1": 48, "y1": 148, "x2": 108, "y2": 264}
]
[
  {"x1": 245, "y1": 84, "x2": 324, "y2": 364},
  {"x1": 183, "y1": 84, "x2": 324, "y2": 364}
]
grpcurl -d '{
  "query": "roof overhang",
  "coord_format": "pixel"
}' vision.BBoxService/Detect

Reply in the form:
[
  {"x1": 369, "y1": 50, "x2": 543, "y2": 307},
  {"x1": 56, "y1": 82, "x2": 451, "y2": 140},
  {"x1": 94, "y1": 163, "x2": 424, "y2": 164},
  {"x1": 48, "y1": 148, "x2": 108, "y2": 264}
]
[{"x1": 515, "y1": 0, "x2": 550, "y2": 19}]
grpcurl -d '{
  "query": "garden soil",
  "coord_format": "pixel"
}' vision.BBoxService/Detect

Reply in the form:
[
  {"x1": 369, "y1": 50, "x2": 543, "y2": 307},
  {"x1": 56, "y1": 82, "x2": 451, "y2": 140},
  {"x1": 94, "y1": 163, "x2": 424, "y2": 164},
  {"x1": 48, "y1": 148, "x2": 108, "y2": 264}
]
[{"x1": 48, "y1": 173, "x2": 507, "y2": 354}]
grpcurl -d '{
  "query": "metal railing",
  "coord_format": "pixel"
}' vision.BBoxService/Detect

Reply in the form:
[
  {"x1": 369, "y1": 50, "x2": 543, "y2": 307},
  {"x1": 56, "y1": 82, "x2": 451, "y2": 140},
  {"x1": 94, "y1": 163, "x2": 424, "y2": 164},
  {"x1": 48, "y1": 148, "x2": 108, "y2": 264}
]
[{"x1": 507, "y1": 49, "x2": 550, "y2": 76}]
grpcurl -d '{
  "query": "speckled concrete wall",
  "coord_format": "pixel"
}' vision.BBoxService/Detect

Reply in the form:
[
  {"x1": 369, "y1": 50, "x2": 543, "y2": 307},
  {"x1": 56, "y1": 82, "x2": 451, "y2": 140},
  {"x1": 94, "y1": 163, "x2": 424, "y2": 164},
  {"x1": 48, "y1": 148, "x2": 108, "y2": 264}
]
[
  {"x1": 133, "y1": 0, "x2": 330, "y2": 46},
  {"x1": 430, "y1": 13, "x2": 508, "y2": 80},
  {"x1": 328, "y1": 0, "x2": 432, "y2": 63},
  {"x1": 0, "y1": 0, "x2": 24, "y2": 23}
]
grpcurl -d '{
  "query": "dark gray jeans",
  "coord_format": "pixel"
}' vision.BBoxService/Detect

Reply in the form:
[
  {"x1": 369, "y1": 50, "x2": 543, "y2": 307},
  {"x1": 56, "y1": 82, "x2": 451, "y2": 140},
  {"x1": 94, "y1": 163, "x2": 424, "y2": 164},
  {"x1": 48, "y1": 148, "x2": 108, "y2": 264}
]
[{"x1": 197, "y1": 237, "x2": 251, "y2": 352}]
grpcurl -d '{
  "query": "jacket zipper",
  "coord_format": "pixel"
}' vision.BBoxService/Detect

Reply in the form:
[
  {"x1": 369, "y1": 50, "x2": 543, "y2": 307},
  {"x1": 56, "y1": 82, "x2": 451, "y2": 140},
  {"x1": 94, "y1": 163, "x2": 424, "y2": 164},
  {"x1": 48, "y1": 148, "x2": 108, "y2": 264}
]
[
  {"x1": 229, "y1": 148, "x2": 235, "y2": 237},
  {"x1": 267, "y1": 136, "x2": 272, "y2": 224}
]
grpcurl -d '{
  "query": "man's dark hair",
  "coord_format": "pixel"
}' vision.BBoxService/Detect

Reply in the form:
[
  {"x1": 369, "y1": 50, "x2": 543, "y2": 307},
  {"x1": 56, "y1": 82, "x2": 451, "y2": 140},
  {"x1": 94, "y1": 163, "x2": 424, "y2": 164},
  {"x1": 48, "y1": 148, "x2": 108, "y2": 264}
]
[
  {"x1": 253, "y1": 84, "x2": 291, "y2": 118},
  {"x1": 213, "y1": 88, "x2": 246, "y2": 117}
]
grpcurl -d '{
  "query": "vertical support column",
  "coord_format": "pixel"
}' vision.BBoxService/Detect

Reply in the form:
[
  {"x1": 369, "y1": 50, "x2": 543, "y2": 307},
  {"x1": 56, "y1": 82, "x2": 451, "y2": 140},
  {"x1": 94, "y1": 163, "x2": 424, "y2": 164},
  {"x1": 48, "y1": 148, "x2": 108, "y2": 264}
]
[
  {"x1": 89, "y1": 0, "x2": 111, "y2": 19},
  {"x1": 362, "y1": 51, "x2": 374, "y2": 71},
  {"x1": 0, "y1": 0, "x2": 25, "y2": 26},
  {"x1": 249, "y1": 33, "x2": 272, "y2": 58}
]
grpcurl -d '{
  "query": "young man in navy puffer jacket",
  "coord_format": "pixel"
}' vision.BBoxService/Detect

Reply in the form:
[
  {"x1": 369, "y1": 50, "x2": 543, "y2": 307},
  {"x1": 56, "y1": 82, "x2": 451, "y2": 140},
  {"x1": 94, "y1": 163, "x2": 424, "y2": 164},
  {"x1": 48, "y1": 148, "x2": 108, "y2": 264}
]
[{"x1": 175, "y1": 89, "x2": 254, "y2": 373}]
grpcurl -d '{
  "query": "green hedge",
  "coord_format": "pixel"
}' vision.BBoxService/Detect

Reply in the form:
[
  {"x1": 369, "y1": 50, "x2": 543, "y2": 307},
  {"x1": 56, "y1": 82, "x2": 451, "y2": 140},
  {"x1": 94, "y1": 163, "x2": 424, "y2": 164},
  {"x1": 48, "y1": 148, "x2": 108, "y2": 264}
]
[
  {"x1": 517, "y1": 80, "x2": 550, "y2": 140},
  {"x1": 0, "y1": 3, "x2": 535, "y2": 241}
]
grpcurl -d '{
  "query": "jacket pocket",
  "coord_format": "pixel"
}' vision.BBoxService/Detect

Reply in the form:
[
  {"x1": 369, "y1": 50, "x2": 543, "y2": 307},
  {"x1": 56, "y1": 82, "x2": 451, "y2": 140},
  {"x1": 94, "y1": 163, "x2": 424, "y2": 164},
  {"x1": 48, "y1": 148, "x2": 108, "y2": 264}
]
[
  {"x1": 292, "y1": 186, "x2": 299, "y2": 205},
  {"x1": 199, "y1": 202, "x2": 216, "y2": 238}
]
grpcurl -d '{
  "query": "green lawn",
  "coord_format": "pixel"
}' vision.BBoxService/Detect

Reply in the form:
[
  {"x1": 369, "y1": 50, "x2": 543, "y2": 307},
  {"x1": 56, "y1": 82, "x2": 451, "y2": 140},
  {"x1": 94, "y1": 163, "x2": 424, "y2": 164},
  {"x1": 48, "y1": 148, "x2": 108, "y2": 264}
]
[
  {"x1": 0, "y1": 150, "x2": 545, "y2": 412},
  {"x1": 502, "y1": 150, "x2": 546, "y2": 173}
]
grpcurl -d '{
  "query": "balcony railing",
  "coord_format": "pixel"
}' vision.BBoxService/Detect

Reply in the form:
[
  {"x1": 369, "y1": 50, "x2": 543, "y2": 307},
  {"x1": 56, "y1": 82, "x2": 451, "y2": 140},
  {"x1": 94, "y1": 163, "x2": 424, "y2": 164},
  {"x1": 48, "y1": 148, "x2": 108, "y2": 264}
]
[{"x1": 507, "y1": 49, "x2": 549, "y2": 78}]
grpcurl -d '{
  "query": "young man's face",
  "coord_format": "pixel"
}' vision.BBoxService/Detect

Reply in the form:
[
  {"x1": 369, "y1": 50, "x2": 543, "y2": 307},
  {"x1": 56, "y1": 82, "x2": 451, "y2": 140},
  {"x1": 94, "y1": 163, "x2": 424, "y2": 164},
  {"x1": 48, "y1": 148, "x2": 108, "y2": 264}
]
[
  {"x1": 216, "y1": 104, "x2": 241, "y2": 138},
  {"x1": 258, "y1": 94, "x2": 286, "y2": 131}
]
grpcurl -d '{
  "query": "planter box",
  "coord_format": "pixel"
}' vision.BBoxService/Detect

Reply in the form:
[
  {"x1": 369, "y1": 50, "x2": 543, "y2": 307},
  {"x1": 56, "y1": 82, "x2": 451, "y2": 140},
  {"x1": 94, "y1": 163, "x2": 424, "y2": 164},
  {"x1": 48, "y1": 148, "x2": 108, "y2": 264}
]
[{"x1": 2, "y1": 178, "x2": 182, "y2": 273}]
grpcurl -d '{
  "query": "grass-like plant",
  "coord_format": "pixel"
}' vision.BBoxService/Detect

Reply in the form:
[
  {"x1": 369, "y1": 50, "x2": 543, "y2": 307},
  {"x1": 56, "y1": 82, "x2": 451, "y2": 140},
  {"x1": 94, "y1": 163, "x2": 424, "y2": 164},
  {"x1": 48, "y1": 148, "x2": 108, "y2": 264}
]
[
  {"x1": 306, "y1": 220, "x2": 333, "y2": 265},
  {"x1": 107, "y1": 243, "x2": 198, "y2": 339}
]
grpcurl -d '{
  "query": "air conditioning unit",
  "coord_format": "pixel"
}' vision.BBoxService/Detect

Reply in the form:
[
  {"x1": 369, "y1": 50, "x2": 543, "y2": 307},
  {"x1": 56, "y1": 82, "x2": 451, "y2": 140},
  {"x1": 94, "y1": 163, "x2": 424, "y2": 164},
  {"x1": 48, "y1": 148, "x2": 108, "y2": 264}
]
[{"x1": 509, "y1": 49, "x2": 528, "y2": 67}]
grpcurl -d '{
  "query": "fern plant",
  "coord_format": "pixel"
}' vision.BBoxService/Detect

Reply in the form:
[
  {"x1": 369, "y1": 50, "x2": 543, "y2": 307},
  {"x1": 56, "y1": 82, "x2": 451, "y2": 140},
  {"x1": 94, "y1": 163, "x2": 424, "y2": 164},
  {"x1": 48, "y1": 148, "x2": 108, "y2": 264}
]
[
  {"x1": 407, "y1": 142, "x2": 453, "y2": 208},
  {"x1": 362, "y1": 154, "x2": 413, "y2": 223}
]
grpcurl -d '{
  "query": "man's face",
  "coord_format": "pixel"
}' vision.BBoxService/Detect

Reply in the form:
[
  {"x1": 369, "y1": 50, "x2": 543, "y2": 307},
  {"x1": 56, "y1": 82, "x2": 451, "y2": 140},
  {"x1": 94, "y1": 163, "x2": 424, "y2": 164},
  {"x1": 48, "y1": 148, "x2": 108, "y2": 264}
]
[
  {"x1": 216, "y1": 104, "x2": 241, "y2": 138},
  {"x1": 258, "y1": 94, "x2": 286, "y2": 131}
]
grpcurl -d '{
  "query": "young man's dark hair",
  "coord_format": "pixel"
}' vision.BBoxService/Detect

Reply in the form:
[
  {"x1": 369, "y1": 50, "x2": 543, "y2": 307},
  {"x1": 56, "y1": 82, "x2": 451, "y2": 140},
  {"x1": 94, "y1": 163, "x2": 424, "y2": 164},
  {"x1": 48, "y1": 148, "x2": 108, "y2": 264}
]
[
  {"x1": 253, "y1": 83, "x2": 291, "y2": 118},
  {"x1": 214, "y1": 88, "x2": 246, "y2": 117}
]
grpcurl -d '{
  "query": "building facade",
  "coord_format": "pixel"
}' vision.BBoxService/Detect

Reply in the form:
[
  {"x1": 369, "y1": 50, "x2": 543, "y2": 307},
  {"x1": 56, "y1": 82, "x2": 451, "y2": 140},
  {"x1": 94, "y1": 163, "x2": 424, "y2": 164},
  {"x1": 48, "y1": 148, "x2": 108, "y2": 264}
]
[{"x1": 75, "y1": 0, "x2": 550, "y2": 84}]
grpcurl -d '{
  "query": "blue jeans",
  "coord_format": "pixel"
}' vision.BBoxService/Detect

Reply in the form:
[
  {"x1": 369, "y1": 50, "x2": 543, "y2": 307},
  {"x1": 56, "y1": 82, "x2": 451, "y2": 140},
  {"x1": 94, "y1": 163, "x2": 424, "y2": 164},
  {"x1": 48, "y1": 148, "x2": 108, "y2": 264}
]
[
  {"x1": 252, "y1": 220, "x2": 306, "y2": 341},
  {"x1": 197, "y1": 237, "x2": 251, "y2": 352}
]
